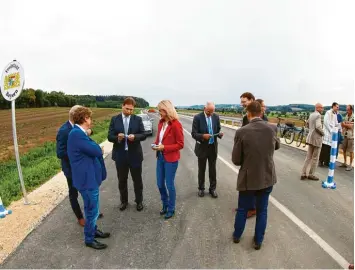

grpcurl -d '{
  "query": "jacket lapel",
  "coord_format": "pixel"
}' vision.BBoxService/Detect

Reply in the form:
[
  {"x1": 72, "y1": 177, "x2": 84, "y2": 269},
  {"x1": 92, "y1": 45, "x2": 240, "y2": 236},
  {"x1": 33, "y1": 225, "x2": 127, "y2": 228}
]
[
  {"x1": 201, "y1": 112, "x2": 208, "y2": 133},
  {"x1": 212, "y1": 113, "x2": 217, "y2": 133},
  {"x1": 117, "y1": 114, "x2": 124, "y2": 133},
  {"x1": 128, "y1": 115, "x2": 133, "y2": 134}
]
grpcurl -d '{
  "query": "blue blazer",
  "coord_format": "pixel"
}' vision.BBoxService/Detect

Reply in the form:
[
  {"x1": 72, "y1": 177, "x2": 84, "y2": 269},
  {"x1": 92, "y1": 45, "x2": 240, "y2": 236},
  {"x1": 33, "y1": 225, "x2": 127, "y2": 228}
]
[
  {"x1": 56, "y1": 121, "x2": 73, "y2": 178},
  {"x1": 107, "y1": 114, "x2": 146, "y2": 168},
  {"x1": 67, "y1": 125, "x2": 107, "y2": 191}
]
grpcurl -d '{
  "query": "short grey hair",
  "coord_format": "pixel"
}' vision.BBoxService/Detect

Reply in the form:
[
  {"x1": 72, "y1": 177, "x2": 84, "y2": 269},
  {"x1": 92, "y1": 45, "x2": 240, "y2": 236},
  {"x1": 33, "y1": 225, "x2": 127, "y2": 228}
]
[
  {"x1": 205, "y1": 101, "x2": 215, "y2": 109},
  {"x1": 69, "y1": 105, "x2": 82, "y2": 121}
]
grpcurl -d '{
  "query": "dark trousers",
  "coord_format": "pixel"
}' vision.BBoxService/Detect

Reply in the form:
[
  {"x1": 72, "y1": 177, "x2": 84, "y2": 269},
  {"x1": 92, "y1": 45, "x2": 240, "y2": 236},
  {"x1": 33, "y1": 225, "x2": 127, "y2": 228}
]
[
  {"x1": 198, "y1": 144, "x2": 217, "y2": 191},
  {"x1": 116, "y1": 161, "x2": 143, "y2": 204},
  {"x1": 66, "y1": 177, "x2": 83, "y2": 220},
  {"x1": 233, "y1": 186, "x2": 273, "y2": 244},
  {"x1": 319, "y1": 143, "x2": 331, "y2": 165},
  {"x1": 156, "y1": 152, "x2": 179, "y2": 212},
  {"x1": 79, "y1": 189, "x2": 99, "y2": 244}
]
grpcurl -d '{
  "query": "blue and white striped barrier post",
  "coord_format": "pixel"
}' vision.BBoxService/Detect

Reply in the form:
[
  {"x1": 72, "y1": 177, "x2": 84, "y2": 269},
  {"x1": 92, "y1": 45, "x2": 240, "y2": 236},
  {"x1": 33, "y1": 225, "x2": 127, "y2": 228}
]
[
  {"x1": 0, "y1": 196, "x2": 12, "y2": 218},
  {"x1": 322, "y1": 127, "x2": 338, "y2": 189}
]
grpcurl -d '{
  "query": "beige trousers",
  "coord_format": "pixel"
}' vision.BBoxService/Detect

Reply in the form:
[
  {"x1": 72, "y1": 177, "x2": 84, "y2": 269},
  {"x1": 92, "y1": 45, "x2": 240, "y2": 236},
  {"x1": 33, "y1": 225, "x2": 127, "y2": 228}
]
[{"x1": 302, "y1": 144, "x2": 321, "y2": 176}]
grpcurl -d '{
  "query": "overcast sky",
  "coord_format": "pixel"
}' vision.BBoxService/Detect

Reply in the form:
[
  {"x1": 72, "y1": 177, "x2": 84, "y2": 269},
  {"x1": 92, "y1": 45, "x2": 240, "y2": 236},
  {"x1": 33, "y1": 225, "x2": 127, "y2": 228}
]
[{"x1": 1, "y1": 0, "x2": 354, "y2": 106}]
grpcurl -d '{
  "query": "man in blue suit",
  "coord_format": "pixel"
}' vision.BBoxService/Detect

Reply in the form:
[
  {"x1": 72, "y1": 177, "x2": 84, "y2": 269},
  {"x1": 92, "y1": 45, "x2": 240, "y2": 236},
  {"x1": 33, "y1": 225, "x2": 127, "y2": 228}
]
[
  {"x1": 67, "y1": 106, "x2": 110, "y2": 250},
  {"x1": 108, "y1": 97, "x2": 146, "y2": 211},
  {"x1": 56, "y1": 105, "x2": 102, "y2": 227}
]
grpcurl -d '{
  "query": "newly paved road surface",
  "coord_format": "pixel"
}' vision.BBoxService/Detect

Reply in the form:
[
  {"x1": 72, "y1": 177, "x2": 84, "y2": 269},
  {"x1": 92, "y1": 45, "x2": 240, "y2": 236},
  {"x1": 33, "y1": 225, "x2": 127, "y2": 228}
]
[{"x1": 2, "y1": 114, "x2": 353, "y2": 268}]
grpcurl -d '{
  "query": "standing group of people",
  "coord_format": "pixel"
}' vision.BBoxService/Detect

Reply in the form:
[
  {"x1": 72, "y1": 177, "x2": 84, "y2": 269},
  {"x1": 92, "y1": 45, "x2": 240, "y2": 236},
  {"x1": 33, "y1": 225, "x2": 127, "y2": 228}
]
[
  {"x1": 56, "y1": 94, "x2": 351, "y2": 252},
  {"x1": 301, "y1": 103, "x2": 354, "y2": 180},
  {"x1": 56, "y1": 98, "x2": 185, "y2": 249}
]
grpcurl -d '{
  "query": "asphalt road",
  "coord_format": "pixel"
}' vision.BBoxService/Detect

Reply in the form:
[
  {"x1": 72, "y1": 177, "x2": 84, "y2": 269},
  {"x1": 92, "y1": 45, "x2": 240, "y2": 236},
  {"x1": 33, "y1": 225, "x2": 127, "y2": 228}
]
[{"x1": 2, "y1": 114, "x2": 353, "y2": 269}]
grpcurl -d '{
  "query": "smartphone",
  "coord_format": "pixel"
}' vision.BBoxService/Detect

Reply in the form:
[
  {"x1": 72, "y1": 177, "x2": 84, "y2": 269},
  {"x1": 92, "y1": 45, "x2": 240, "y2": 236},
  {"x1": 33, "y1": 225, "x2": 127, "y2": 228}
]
[{"x1": 151, "y1": 143, "x2": 158, "y2": 148}]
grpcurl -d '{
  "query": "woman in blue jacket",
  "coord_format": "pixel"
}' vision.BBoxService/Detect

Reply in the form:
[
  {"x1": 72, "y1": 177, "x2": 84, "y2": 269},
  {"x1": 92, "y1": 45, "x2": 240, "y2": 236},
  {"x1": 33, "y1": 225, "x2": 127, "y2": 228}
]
[{"x1": 67, "y1": 106, "x2": 110, "y2": 250}]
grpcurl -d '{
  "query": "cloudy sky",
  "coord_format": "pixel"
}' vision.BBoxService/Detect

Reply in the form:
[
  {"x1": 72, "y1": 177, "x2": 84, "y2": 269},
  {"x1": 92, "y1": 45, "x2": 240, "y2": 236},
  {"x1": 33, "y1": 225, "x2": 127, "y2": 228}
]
[{"x1": 1, "y1": 0, "x2": 354, "y2": 106}]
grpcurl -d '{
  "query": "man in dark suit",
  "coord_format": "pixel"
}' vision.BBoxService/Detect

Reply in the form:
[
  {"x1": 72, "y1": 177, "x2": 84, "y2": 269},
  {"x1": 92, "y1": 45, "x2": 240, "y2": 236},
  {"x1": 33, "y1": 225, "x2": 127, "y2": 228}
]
[
  {"x1": 108, "y1": 97, "x2": 146, "y2": 211},
  {"x1": 56, "y1": 105, "x2": 102, "y2": 227},
  {"x1": 191, "y1": 102, "x2": 223, "y2": 198},
  {"x1": 231, "y1": 101, "x2": 280, "y2": 250}
]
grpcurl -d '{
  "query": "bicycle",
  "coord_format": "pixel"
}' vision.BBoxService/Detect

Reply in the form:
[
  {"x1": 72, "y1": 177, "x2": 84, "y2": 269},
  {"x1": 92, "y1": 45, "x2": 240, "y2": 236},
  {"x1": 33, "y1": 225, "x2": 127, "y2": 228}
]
[
  {"x1": 276, "y1": 117, "x2": 296, "y2": 144},
  {"x1": 295, "y1": 120, "x2": 309, "y2": 147}
]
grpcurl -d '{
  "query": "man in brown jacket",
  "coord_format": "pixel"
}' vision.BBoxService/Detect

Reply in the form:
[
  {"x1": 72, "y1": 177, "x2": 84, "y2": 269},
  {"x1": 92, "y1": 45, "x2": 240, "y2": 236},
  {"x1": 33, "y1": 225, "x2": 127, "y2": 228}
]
[
  {"x1": 301, "y1": 103, "x2": 324, "y2": 180},
  {"x1": 231, "y1": 101, "x2": 280, "y2": 250}
]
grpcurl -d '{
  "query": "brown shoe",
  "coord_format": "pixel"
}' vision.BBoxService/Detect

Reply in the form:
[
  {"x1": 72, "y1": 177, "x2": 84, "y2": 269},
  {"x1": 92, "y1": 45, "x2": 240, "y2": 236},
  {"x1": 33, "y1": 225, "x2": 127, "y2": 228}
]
[
  {"x1": 300, "y1": 175, "x2": 307, "y2": 180},
  {"x1": 247, "y1": 209, "x2": 256, "y2": 218},
  {"x1": 340, "y1": 163, "x2": 347, "y2": 167},
  {"x1": 308, "y1": 175, "x2": 319, "y2": 181},
  {"x1": 78, "y1": 218, "x2": 85, "y2": 227}
]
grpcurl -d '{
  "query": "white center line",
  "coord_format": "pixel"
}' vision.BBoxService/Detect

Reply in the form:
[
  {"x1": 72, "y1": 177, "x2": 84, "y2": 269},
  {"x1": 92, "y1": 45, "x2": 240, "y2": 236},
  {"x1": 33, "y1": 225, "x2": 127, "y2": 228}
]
[{"x1": 181, "y1": 125, "x2": 349, "y2": 269}]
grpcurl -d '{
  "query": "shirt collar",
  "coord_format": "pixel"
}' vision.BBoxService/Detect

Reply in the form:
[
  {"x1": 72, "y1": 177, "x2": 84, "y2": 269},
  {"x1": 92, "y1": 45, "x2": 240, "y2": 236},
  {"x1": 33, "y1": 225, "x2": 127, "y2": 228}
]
[
  {"x1": 123, "y1": 114, "x2": 131, "y2": 119},
  {"x1": 204, "y1": 112, "x2": 212, "y2": 118},
  {"x1": 75, "y1": 124, "x2": 88, "y2": 135},
  {"x1": 69, "y1": 120, "x2": 74, "y2": 127}
]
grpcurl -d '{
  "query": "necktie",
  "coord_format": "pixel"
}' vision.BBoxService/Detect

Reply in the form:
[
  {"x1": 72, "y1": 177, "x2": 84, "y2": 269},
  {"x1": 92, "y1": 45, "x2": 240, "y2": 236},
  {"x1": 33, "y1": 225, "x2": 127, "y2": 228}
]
[
  {"x1": 207, "y1": 117, "x2": 214, "y2": 144},
  {"x1": 124, "y1": 116, "x2": 128, "y2": 150}
]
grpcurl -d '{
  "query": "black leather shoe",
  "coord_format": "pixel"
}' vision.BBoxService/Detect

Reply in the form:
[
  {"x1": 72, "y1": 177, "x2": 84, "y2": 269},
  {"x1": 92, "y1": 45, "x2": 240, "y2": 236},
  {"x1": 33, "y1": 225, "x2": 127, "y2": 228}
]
[
  {"x1": 198, "y1": 190, "x2": 205, "y2": 197},
  {"x1": 209, "y1": 190, "x2": 218, "y2": 198},
  {"x1": 98, "y1": 213, "x2": 103, "y2": 219},
  {"x1": 85, "y1": 240, "x2": 107, "y2": 250},
  {"x1": 119, "y1": 203, "x2": 128, "y2": 211},
  {"x1": 137, "y1": 203, "x2": 144, "y2": 211},
  {"x1": 160, "y1": 206, "x2": 167, "y2": 215},
  {"x1": 253, "y1": 236, "x2": 261, "y2": 250},
  {"x1": 95, "y1": 229, "x2": 110, "y2": 238},
  {"x1": 164, "y1": 211, "x2": 175, "y2": 220},
  {"x1": 233, "y1": 237, "x2": 240, "y2": 243}
]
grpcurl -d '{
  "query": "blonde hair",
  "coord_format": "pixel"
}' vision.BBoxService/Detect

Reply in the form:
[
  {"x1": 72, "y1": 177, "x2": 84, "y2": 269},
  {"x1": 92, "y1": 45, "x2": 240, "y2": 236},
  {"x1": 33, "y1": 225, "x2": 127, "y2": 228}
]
[{"x1": 157, "y1": 100, "x2": 179, "y2": 121}]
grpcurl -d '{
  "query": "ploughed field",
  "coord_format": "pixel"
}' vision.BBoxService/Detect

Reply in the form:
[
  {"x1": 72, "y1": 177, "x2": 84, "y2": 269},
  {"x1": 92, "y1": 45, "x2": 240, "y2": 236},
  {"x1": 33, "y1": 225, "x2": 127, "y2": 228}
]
[{"x1": 0, "y1": 107, "x2": 118, "y2": 162}]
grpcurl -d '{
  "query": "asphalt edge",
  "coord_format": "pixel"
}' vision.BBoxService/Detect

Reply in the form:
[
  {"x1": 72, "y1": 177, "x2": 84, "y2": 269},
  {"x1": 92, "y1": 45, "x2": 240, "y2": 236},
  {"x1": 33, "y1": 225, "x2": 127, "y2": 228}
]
[{"x1": 0, "y1": 140, "x2": 113, "y2": 266}]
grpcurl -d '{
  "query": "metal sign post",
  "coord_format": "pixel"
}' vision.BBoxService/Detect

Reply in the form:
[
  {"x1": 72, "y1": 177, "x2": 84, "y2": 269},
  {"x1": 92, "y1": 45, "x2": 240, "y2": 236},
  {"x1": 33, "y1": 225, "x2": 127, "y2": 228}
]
[{"x1": 0, "y1": 60, "x2": 29, "y2": 204}]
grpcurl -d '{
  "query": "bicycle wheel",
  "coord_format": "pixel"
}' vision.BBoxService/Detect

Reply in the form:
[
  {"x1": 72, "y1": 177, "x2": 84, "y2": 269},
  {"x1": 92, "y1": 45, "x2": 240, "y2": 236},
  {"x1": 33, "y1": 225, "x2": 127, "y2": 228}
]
[
  {"x1": 284, "y1": 130, "x2": 295, "y2": 144},
  {"x1": 296, "y1": 132, "x2": 303, "y2": 147}
]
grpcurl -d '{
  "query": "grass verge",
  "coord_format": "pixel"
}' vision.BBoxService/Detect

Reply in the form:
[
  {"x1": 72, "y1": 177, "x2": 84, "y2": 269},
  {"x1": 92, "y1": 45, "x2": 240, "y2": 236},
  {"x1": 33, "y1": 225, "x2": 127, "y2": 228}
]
[{"x1": 0, "y1": 119, "x2": 111, "y2": 207}]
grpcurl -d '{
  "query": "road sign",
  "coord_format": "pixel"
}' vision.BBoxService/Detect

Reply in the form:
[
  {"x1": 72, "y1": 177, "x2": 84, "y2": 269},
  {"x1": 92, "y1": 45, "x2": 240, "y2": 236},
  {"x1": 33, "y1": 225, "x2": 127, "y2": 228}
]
[
  {"x1": 1, "y1": 60, "x2": 25, "y2": 101},
  {"x1": 0, "y1": 60, "x2": 29, "y2": 204}
]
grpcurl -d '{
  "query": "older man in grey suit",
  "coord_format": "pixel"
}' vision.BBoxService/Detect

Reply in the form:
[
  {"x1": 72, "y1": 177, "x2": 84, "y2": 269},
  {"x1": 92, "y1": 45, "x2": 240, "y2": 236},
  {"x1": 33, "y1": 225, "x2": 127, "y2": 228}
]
[
  {"x1": 231, "y1": 101, "x2": 280, "y2": 250},
  {"x1": 301, "y1": 103, "x2": 324, "y2": 180}
]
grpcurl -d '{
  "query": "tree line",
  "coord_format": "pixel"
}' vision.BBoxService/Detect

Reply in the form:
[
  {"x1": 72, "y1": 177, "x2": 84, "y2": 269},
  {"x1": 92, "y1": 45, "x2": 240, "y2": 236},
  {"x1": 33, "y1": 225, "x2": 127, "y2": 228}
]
[{"x1": 0, "y1": 89, "x2": 149, "y2": 109}]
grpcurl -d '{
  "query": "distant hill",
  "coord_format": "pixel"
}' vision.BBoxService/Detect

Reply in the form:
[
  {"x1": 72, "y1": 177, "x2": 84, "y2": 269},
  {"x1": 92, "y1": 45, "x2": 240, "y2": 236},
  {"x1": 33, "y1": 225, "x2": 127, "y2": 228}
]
[{"x1": 176, "y1": 103, "x2": 348, "y2": 113}]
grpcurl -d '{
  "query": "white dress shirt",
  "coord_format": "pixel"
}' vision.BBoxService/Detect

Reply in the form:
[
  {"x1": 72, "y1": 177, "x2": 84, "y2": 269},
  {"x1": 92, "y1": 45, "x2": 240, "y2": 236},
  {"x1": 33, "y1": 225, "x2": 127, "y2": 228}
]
[
  {"x1": 158, "y1": 122, "x2": 168, "y2": 145},
  {"x1": 204, "y1": 112, "x2": 213, "y2": 127}
]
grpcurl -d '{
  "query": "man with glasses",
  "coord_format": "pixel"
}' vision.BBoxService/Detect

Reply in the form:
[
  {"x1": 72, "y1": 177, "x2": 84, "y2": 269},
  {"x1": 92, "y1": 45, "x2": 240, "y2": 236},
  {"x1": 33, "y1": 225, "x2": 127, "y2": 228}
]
[
  {"x1": 192, "y1": 101, "x2": 223, "y2": 198},
  {"x1": 108, "y1": 97, "x2": 146, "y2": 211}
]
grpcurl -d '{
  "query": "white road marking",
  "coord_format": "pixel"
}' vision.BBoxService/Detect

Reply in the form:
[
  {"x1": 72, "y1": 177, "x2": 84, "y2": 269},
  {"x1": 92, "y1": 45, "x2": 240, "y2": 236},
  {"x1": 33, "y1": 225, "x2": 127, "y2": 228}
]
[{"x1": 181, "y1": 125, "x2": 350, "y2": 269}]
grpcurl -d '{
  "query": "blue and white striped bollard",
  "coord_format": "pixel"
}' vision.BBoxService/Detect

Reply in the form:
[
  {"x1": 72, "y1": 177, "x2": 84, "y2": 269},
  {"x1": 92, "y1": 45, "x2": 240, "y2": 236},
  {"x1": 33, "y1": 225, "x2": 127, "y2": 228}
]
[
  {"x1": 0, "y1": 196, "x2": 12, "y2": 218},
  {"x1": 322, "y1": 127, "x2": 338, "y2": 189}
]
